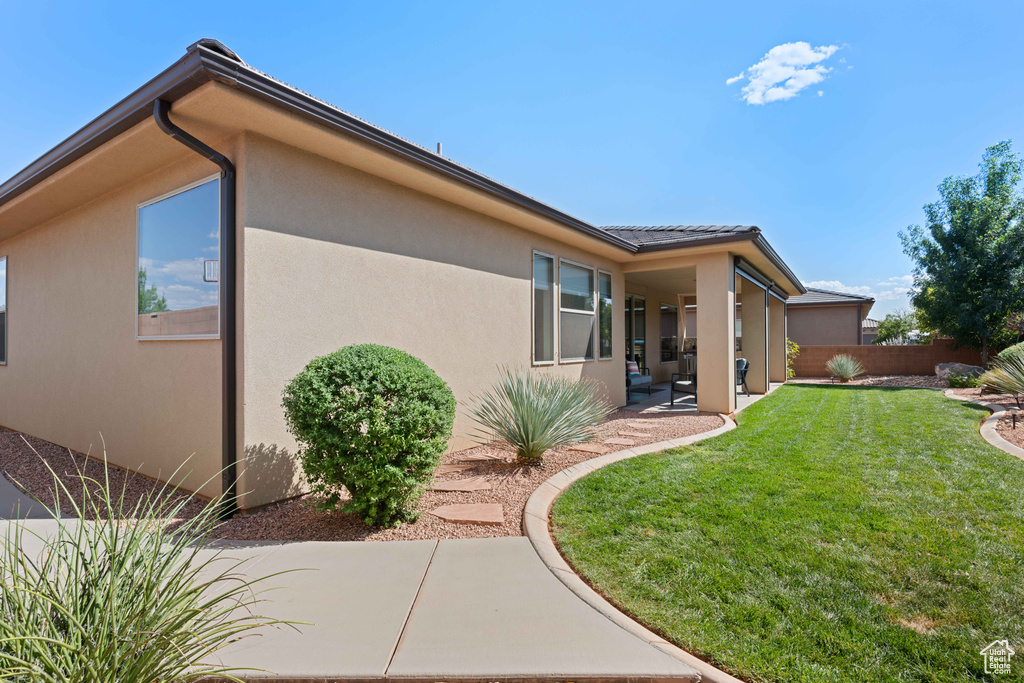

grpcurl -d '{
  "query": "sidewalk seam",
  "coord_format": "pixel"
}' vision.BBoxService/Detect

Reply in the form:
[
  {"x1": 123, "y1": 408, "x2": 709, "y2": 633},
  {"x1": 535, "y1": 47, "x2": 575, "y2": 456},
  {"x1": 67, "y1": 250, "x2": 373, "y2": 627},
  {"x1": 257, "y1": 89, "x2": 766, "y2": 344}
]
[{"x1": 382, "y1": 538, "x2": 439, "y2": 677}]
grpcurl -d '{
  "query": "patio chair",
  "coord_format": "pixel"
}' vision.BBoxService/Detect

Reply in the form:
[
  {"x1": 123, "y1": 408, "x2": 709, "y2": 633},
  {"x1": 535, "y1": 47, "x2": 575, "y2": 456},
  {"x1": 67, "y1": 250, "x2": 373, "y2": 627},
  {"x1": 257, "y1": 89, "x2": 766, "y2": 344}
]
[
  {"x1": 670, "y1": 356, "x2": 697, "y2": 405},
  {"x1": 626, "y1": 359, "x2": 652, "y2": 397},
  {"x1": 736, "y1": 358, "x2": 750, "y2": 396}
]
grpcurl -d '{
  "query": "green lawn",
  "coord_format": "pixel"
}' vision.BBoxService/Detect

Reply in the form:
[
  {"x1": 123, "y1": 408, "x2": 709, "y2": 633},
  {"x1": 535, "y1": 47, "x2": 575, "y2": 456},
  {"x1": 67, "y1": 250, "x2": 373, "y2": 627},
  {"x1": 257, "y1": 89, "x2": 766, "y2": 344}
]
[{"x1": 552, "y1": 385, "x2": 1024, "y2": 682}]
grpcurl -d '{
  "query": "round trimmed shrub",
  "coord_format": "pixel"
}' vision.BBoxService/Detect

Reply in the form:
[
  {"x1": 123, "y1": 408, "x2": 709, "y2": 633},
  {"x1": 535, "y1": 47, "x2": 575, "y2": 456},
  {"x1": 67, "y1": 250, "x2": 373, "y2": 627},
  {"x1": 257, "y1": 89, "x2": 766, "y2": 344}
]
[{"x1": 282, "y1": 344, "x2": 455, "y2": 528}]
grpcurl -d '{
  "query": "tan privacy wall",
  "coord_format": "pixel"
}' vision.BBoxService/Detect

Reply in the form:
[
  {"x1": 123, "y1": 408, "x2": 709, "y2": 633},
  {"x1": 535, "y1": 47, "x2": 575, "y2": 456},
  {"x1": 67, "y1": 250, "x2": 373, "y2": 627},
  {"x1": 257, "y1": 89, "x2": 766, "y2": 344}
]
[
  {"x1": 237, "y1": 134, "x2": 629, "y2": 508},
  {"x1": 787, "y1": 305, "x2": 861, "y2": 346},
  {"x1": 792, "y1": 339, "x2": 982, "y2": 377},
  {"x1": 0, "y1": 151, "x2": 232, "y2": 499}
]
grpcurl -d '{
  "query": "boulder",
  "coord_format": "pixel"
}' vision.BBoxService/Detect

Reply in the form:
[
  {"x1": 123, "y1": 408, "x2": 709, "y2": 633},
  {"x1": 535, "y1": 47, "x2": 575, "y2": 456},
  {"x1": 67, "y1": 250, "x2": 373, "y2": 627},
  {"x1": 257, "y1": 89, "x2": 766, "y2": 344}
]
[{"x1": 936, "y1": 362, "x2": 985, "y2": 380}]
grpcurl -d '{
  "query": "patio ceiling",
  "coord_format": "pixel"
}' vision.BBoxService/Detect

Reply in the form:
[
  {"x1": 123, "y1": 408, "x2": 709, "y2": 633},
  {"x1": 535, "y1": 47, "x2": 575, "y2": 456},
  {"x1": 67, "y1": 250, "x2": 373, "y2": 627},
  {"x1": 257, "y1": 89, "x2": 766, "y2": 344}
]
[{"x1": 624, "y1": 266, "x2": 697, "y2": 295}]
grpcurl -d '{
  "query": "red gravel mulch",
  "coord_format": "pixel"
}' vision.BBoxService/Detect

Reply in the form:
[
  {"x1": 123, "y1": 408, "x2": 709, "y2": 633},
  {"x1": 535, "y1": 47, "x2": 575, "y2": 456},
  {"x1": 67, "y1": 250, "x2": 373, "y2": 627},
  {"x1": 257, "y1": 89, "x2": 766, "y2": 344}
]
[
  {"x1": 0, "y1": 410, "x2": 723, "y2": 543},
  {"x1": 995, "y1": 412, "x2": 1024, "y2": 451}
]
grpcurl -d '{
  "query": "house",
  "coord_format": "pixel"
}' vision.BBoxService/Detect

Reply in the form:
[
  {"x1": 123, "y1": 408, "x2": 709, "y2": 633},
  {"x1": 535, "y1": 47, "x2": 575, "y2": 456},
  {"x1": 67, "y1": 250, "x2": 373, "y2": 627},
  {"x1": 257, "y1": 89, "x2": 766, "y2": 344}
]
[
  {"x1": 0, "y1": 40, "x2": 804, "y2": 510},
  {"x1": 786, "y1": 288, "x2": 874, "y2": 346},
  {"x1": 862, "y1": 318, "x2": 880, "y2": 344}
]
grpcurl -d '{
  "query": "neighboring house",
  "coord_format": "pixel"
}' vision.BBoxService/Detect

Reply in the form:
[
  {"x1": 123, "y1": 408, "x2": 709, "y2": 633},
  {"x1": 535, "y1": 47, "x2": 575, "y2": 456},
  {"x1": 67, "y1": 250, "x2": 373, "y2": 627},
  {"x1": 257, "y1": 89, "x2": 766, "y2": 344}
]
[
  {"x1": 786, "y1": 288, "x2": 874, "y2": 346},
  {"x1": 862, "y1": 318, "x2": 880, "y2": 344},
  {"x1": 0, "y1": 40, "x2": 804, "y2": 509}
]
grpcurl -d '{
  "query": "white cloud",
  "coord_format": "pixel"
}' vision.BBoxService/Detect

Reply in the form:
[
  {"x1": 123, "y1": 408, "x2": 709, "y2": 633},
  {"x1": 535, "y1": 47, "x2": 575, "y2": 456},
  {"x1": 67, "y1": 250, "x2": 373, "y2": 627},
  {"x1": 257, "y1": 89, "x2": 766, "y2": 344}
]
[
  {"x1": 817, "y1": 90, "x2": 824, "y2": 97},
  {"x1": 803, "y1": 276, "x2": 914, "y2": 308},
  {"x1": 728, "y1": 42, "x2": 841, "y2": 105}
]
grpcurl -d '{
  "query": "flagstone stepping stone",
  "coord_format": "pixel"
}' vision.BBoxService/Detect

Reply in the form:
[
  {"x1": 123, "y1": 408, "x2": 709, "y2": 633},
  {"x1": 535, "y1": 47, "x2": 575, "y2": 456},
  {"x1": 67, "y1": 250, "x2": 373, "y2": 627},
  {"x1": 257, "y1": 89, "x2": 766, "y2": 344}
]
[
  {"x1": 429, "y1": 476, "x2": 492, "y2": 492},
  {"x1": 626, "y1": 422, "x2": 656, "y2": 429},
  {"x1": 430, "y1": 503, "x2": 504, "y2": 526},
  {"x1": 618, "y1": 431, "x2": 650, "y2": 438},
  {"x1": 604, "y1": 438, "x2": 636, "y2": 446},
  {"x1": 437, "y1": 463, "x2": 477, "y2": 475},
  {"x1": 569, "y1": 443, "x2": 607, "y2": 454}
]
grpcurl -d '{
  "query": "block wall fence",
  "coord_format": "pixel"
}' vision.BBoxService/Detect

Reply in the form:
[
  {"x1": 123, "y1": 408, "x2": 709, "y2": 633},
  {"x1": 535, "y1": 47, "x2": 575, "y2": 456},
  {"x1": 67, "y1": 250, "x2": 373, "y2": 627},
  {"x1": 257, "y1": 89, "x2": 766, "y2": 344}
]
[{"x1": 791, "y1": 339, "x2": 983, "y2": 377}]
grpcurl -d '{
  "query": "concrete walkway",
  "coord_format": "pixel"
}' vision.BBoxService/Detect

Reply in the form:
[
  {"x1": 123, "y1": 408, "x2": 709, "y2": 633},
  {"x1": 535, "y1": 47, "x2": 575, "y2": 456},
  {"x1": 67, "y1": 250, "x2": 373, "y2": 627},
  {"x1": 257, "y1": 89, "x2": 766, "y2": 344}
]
[{"x1": 2, "y1": 502, "x2": 699, "y2": 682}]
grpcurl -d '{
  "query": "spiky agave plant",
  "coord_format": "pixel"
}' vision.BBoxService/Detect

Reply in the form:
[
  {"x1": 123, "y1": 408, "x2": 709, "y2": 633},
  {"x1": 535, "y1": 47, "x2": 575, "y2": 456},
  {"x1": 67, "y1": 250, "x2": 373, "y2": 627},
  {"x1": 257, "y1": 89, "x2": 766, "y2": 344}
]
[
  {"x1": 469, "y1": 368, "x2": 613, "y2": 462},
  {"x1": 980, "y1": 344, "x2": 1024, "y2": 407},
  {"x1": 826, "y1": 354, "x2": 865, "y2": 383},
  {"x1": 0, "y1": 449, "x2": 297, "y2": 682}
]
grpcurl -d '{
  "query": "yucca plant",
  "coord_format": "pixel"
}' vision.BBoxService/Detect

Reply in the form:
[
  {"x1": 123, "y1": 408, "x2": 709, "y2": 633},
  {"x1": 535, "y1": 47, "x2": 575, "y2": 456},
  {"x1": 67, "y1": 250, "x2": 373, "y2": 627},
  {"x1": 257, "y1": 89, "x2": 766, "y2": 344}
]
[
  {"x1": 980, "y1": 344, "x2": 1024, "y2": 408},
  {"x1": 826, "y1": 354, "x2": 864, "y2": 383},
  {"x1": 469, "y1": 368, "x2": 613, "y2": 462},
  {"x1": 0, "y1": 449, "x2": 296, "y2": 682}
]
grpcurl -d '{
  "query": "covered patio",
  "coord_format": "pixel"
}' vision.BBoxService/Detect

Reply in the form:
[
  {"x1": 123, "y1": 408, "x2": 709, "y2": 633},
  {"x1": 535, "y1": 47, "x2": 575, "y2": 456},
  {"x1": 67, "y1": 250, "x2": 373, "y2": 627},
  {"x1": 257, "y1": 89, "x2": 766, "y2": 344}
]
[{"x1": 607, "y1": 227, "x2": 804, "y2": 415}]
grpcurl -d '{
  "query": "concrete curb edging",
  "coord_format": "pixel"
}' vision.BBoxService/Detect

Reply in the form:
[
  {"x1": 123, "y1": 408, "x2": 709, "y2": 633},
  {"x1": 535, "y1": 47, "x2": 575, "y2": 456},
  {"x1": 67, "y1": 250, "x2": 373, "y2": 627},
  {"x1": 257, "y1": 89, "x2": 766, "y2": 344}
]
[
  {"x1": 943, "y1": 389, "x2": 1024, "y2": 462},
  {"x1": 523, "y1": 415, "x2": 746, "y2": 683}
]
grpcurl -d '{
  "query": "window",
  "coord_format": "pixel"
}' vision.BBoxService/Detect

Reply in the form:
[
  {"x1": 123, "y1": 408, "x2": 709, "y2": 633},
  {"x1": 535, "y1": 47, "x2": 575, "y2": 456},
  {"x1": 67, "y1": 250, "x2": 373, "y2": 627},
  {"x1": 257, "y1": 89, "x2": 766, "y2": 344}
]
[
  {"x1": 0, "y1": 256, "x2": 6, "y2": 365},
  {"x1": 137, "y1": 177, "x2": 220, "y2": 339},
  {"x1": 533, "y1": 252, "x2": 555, "y2": 363},
  {"x1": 598, "y1": 271, "x2": 613, "y2": 359},
  {"x1": 660, "y1": 303, "x2": 679, "y2": 363},
  {"x1": 625, "y1": 294, "x2": 645, "y2": 367},
  {"x1": 559, "y1": 260, "x2": 595, "y2": 361}
]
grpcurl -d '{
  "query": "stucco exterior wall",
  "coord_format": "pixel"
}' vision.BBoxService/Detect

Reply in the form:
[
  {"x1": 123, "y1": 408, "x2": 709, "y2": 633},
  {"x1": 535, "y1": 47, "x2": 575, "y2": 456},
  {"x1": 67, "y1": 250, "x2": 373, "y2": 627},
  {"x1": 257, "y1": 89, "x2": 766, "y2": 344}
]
[
  {"x1": 787, "y1": 305, "x2": 861, "y2": 346},
  {"x1": 237, "y1": 134, "x2": 629, "y2": 508},
  {"x1": 0, "y1": 150, "x2": 234, "y2": 499}
]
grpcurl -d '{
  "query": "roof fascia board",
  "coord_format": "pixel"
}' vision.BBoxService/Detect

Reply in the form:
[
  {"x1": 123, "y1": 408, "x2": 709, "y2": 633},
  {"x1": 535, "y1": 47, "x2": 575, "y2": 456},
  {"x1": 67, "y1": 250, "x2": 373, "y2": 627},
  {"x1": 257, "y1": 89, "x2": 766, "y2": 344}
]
[{"x1": 0, "y1": 50, "x2": 212, "y2": 207}]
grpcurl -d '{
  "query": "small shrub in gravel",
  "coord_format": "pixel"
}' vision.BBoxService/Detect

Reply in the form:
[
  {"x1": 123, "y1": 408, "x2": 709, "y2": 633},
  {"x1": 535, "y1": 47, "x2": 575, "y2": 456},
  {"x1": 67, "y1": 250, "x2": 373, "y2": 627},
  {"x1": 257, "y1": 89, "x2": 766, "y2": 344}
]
[
  {"x1": 282, "y1": 344, "x2": 455, "y2": 528},
  {"x1": 948, "y1": 372, "x2": 981, "y2": 388}
]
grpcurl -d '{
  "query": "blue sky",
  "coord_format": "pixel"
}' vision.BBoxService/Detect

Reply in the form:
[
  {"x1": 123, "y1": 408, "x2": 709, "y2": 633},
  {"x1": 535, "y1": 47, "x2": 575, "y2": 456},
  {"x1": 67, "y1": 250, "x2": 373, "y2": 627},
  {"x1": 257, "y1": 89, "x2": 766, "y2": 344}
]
[{"x1": 3, "y1": 1, "x2": 1022, "y2": 318}]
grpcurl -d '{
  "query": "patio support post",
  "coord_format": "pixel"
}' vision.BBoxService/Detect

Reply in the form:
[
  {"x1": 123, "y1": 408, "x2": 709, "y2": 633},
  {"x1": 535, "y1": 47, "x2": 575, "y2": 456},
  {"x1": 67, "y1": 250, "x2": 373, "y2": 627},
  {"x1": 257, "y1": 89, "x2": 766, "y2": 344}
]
[
  {"x1": 696, "y1": 253, "x2": 736, "y2": 414},
  {"x1": 740, "y1": 282, "x2": 769, "y2": 394},
  {"x1": 769, "y1": 297, "x2": 787, "y2": 383}
]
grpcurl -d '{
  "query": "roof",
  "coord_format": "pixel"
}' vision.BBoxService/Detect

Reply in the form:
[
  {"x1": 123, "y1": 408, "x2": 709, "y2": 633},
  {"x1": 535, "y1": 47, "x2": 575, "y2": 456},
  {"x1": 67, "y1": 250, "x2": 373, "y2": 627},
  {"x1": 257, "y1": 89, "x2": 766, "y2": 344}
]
[
  {"x1": 787, "y1": 287, "x2": 874, "y2": 306},
  {"x1": 0, "y1": 39, "x2": 805, "y2": 294},
  {"x1": 863, "y1": 318, "x2": 880, "y2": 329},
  {"x1": 603, "y1": 225, "x2": 759, "y2": 247}
]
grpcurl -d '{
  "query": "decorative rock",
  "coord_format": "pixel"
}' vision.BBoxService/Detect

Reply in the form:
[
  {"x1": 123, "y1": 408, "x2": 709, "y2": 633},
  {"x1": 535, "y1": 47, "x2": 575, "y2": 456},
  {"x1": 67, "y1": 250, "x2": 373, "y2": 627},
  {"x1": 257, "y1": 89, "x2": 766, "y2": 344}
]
[
  {"x1": 936, "y1": 362, "x2": 985, "y2": 380},
  {"x1": 618, "y1": 431, "x2": 650, "y2": 438},
  {"x1": 430, "y1": 503, "x2": 504, "y2": 526},
  {"x1": 569, "y1": 444, "x2": 606, "y2": 454},
  {"x1": 626, "y1": 421, "x2": 656, "y2": 429},
  {"x1": 458, "y1": 452, "x2": 506, "y2": 462},
  {"x1": 604, "y1": 438, "x2": 635, "y2": 446},
  {"x1": 429, "y1": 476, "x2": 492, "y2": 492}
]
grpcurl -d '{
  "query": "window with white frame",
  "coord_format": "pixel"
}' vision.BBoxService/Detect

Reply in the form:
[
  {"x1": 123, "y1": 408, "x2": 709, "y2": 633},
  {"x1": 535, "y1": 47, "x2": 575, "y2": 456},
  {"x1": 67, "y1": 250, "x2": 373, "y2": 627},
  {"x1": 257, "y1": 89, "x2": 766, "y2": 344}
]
[
  {"x1": 137, "y1": 177, "x2": 220, "y2": 339},
  {"x1": 559, "y1": 260, "x2": 595, "y2": 361},
  {"x1": 598, "y1": 271, "x2": 613, "y2": 359},
  {"x1": 0, "y1": 255, "x2": 6, "y2": 365},
  {"x1": 533, "y1": 252, "x2": 555, "y2": 363}
]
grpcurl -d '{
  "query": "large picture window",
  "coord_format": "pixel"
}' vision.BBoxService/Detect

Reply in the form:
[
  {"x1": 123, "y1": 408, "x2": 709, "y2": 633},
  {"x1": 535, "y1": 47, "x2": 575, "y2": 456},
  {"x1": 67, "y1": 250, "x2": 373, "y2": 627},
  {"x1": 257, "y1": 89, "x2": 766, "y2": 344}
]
[
  {"x1": 598, "y1": 271, "x2": 613, "y2": 359},
  {"x1": 559, "y1": 260, "x2": 595, "y2": 361},
  {"x1": 660, "y1": 303, "x2": 679, "y2": 363},
  {"x1": 137, "y1": 177, "x2": 220, "y2": 339},
  {"x1": 0, "y1": 256, "x2": 6, "y2": 365},
  {"x1": 533, "y1": 252, "x2": 555, "y2": 363}
]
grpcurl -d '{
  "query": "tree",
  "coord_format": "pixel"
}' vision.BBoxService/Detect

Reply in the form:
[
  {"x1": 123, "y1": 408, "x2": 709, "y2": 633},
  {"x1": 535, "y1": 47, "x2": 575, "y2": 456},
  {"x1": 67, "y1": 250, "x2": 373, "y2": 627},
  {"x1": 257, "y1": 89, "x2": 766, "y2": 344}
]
[
  {"x1": 138, "y1": 268, "x2": 168, "y2": 314},
  {"x1": 900, "y1": 141, "x2": 1024, "y2": 365},
  {"x1": 874, "y1": 308, "x2": 918, "y2": 345},
  {"x1": 1005, "y1": 311, "x2": 1024, "y2": 344}
]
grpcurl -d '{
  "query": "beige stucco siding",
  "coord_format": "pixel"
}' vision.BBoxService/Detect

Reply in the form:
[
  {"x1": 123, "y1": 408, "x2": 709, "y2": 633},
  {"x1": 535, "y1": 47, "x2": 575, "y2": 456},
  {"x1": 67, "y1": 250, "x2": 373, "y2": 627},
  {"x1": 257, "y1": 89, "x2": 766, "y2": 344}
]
[
  {"x1": 0, "y1": 151, "x2": 233, "y2": 498},
  {"x1": 787, "y1": 305, "x2": 861, "y2": 346},
  {"x1": 237, "y1": 134, "x2": 628, "y2": 508}
]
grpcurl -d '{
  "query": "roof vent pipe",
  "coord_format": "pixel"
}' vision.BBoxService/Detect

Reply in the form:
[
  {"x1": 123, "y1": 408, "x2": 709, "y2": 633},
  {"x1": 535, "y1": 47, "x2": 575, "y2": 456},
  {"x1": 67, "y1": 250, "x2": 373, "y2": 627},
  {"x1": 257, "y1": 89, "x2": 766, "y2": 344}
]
[{"x1": 436, "y1": 142, "x2": 442, "y2": 156}]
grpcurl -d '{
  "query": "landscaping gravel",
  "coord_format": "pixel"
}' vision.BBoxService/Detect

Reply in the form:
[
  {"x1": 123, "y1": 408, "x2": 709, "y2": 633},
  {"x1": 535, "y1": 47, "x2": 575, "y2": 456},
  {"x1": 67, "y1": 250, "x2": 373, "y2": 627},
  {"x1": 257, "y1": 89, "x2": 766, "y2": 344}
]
[
  {"x1": 792, "y1": 375, "x2": 949, "y2": 388},
  {"x1": 996, "y1": 412, "x2": 1024, "y2": 450},
  {"x1": 0, "y1": 410, "x2": 723, "y2": 542}
]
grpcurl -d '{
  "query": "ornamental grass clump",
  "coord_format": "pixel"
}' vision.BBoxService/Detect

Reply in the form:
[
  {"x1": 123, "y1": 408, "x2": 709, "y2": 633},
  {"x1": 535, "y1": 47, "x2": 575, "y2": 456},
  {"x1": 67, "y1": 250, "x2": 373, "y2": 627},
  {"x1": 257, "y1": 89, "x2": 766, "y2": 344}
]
[
  {"x1": 980, "y1": 343, "x2": 1024, "y2": 407},
  {"x1": 0, "y1": 453, "x2": 290, "y2": 682},
  {"x1": 826, "y1": 353, "x2": 865, "y2": 382},
  {"x1": 469, "y1": 368, "x2": 613, "y2": 463},
  {"x1": 282, "y1": 344, "x2": 456, "y2": 528}
]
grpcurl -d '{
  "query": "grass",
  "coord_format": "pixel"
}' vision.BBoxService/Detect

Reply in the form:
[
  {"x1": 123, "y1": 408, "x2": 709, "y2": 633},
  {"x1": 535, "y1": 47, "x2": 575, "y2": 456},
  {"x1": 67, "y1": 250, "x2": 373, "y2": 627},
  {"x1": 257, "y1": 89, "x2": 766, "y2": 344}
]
[{"x1": 551, "y1": 384, "x2": 1024, "y2": 682}]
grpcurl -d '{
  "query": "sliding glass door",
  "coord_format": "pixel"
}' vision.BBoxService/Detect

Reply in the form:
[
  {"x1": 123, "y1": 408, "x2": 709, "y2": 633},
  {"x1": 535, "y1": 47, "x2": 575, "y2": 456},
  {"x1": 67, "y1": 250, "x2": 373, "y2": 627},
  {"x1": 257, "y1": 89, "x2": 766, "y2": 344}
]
[{"x1": 624, "y1": 294, "x2": 646, "y2": 368}]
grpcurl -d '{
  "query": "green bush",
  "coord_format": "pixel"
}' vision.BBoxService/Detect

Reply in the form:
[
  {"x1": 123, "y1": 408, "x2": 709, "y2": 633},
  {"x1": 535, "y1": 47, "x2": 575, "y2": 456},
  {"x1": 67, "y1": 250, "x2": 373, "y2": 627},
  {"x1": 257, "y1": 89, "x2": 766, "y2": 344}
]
[
  {"x1": 948, "y1": 372, "x2": 981, "y2": 388},
  {"x1": 998, "y1": 340, "x2": 1024, "y2": 360},
  {"x1": 282, "y1": 344, "x2": 455, "y2": 527},
  {"x1": 786, "y1": 338, "x2": 800, "y2": 379},
  {"x1": 468, "y1": 368, "x2": 613, "y2": 462},
  {"x1": 0, "y1": 458, "x2": 286, "y2": 681},
  {"x1": 826, "y1": 354, "x2": 865, "y2": 382}
]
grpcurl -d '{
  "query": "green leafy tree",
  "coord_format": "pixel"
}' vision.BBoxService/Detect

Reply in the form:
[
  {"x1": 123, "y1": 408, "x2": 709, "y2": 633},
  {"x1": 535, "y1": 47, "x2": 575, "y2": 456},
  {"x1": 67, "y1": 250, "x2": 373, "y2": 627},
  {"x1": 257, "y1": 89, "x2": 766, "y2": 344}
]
[
  {"x1": 874, "y1": 308, "x2": 918, "y2": 345},
  {"x1": 900, "y1": 141, "x2": 1024, "y2": 365},
  {"x1": 138, "y1": 268, "x2": 168, "y2": 314}
]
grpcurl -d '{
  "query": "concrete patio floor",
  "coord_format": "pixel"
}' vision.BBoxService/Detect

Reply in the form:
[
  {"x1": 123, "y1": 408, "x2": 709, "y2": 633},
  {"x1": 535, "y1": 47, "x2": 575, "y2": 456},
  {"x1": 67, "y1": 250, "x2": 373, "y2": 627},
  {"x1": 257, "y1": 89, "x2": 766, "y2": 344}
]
[
  {"x1": 1, "y1": 512, "x2": 700, "y2": 682},
  {"x1": 625, "y1": 381, "x2": 784, "y2": 413}
]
